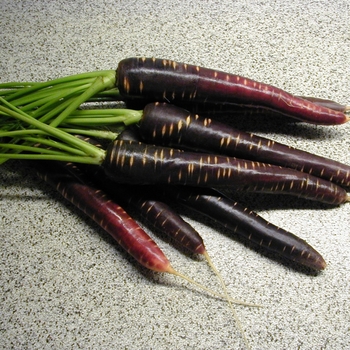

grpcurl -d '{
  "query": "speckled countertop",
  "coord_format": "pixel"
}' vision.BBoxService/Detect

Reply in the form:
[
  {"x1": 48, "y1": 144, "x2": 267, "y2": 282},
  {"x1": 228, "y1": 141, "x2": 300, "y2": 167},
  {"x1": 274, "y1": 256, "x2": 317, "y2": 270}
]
[{"x1": 1, "y1": 1, "x2": 349, "y2": 349}]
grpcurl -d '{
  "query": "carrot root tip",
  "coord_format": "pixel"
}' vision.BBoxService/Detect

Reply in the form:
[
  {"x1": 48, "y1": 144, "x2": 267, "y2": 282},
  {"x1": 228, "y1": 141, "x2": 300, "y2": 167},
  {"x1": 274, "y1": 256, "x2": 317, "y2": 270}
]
[{"x1": 166, "y1": 265, "x2": 260, "y2": 307}]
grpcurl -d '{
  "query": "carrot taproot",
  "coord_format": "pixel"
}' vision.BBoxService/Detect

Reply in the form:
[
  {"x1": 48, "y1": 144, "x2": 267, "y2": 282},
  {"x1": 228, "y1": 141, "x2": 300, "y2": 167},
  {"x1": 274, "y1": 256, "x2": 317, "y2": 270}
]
[
  {"x1": 161, "y1": 185, "x2": 326, "y2": 271},
  {"x1": 75, "y1": 131, "x2": 325, "y2": 270},
  {"x1": 116, "y1": 57, "x2": 349, "y2": 125},
  {"x1": 138, "y1": 102, "x2": 350, "y2": 187},
  {"x1": 102, "y1": 139, "x2": 349, "y2": 205}
]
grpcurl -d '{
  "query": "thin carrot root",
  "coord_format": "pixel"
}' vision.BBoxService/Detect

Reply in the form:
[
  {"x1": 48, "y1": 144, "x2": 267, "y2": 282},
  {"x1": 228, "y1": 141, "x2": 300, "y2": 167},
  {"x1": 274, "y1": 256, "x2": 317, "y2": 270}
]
[
  {"x1": 165, "y1": 265, "x2": 261, "y2": 307},
  {"x1": 166, "y1": 264, "x2": 259, "y2": 350},
  {"x1": 203, "y1": 251, "x2": 252, "y2": 350}
]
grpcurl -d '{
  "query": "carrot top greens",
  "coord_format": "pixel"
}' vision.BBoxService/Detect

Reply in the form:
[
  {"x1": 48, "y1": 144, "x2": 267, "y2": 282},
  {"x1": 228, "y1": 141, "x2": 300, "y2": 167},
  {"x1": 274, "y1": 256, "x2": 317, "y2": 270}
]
[{"x1": 0, "y1": 70, "x2": 144, "y2": 164}]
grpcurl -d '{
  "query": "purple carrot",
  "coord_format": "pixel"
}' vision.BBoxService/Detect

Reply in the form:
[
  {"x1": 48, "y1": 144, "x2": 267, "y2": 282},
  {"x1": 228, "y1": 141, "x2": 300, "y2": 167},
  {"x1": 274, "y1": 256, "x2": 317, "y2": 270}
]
[
  {"x1": 116, "y1": 57, "x2": 349, "y2": 125},
  {"x1": 138, "y1": 102, "x2": 350, "y2": 187},
  {"x1": 161, "y1": 185, "x2": 326, "y2": 271},
  {"x1": 34, "y1": 162, "x2": 174, "y2": 272},
  {"x1": 102, "y1": 139, "x2": 349, "y2": 205}
]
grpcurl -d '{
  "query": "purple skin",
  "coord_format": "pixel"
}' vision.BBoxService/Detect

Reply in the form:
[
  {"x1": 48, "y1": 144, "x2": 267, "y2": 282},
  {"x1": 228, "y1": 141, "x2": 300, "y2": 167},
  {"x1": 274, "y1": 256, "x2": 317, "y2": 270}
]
[
  {"x1": 35, "y1": 162, "x2": 172, "y2": 272},
  {"x1": 73, "y1": 134, "x2": 206, "y2": 255},
  {"x1": 138, "y1": 102, "x2": 350, "y2": 187},
  {"x1": 161, "y1": 185, "x2": 326, "y2": 271},
  {"x1": 102, "y1": 139, "x2": 349, "y2": 205},
  {"x1": 116, "y1": 57, "x2": 349, "y2": 125}
]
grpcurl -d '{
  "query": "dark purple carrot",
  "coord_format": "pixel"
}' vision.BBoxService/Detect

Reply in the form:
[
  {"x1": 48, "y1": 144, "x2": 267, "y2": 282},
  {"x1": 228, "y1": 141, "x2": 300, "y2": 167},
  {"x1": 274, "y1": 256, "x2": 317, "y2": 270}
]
[
  {"x1": 138, "y1": 102, "x2": 350, "y2": 187},
  {"x1": 102, "y1": 139, "x2": 349, "y2": 205},
  {"x1": 161, "y1": 185, "x2": 326, "y2": 271},
  {"x1": 116, "y1": 57, "x2": 349, "y2": 125}
]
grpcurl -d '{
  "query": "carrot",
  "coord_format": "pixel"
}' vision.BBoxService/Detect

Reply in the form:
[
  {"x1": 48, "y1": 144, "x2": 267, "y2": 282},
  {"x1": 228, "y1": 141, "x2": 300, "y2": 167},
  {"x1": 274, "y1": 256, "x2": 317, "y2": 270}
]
[
  {"x1": 35, "y1": 162, "x2": 170, "y2": 272},
  {"x1": 75, "y1": 131, "x2": 326, "y2": 270},
  {"x1": 138, "y1": 102, "x2": 350, "y2": 187},
  {"x1": 102, "y1": 139, "x2": 349, "y2": 205},
  {"x1": 161, "y1": 185, "x2": 326, "y2": 271},
  {"x1": 116, "y1": 57, "x2": 349, "y2": 125}
]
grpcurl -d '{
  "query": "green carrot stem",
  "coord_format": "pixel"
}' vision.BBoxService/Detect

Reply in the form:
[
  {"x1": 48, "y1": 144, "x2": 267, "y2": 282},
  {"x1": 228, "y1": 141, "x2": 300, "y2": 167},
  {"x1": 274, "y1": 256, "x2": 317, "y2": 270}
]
[
  {"x1": 8, "y1": 80, "x2": 94, "y2": 108},
  {"x1": 49, "y1": 73, "x2": 116, "y2": 127},
  {"x1": 0, "y1": 100, "x2": 105, "y2": 161},
  {"x1": 0, "y1": 82, "x2": 35, "y2": 89},
  {"x1": 0, "y1": 129, "x2": 48, "y2": 138},
  {"x1": 63, "y1": 117, "x2": 129, "y2": 126},
  {"x1": 0, "y1": 153, "x2": 102, "y2": 164},
  {"x1": 37, "y1": 96, "x2": 81, "y2": 124},
  {"x1": 59, "y1": 128, "x2": 120, "y2": 140},
  {"x1": 21, "y1": 84, "x2": 91, "y2": 115},
  {"x1": 21, "y1": 137, "x2": 88, "y2": 156},
  {"x1": 4, "y1": 70, "x2": 115, "y2": 102},
  {"x1": 0, "y1": 143, "x2": 69, "y2": 155}
]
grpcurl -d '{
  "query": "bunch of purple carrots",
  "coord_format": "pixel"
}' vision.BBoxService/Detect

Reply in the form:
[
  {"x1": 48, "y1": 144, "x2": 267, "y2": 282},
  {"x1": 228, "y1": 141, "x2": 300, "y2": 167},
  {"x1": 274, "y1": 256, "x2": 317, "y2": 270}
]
[
  {"x1": 1, "y1": 58, "x2": 349, "y2": 347},
  {"x1": 1, "y1": 56, "x2": 349, "y2": 272}
]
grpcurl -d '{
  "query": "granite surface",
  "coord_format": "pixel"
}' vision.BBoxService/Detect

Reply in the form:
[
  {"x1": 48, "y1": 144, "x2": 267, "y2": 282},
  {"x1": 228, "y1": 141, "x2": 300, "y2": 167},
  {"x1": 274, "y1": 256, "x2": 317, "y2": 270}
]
[{"x1": 1, "y1": 1, "x2": 349, "y2": 349}]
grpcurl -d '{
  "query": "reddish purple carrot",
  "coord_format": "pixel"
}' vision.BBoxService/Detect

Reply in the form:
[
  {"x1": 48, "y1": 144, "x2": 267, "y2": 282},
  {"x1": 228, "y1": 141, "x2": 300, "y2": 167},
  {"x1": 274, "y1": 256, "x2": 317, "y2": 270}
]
[
  {"x1": 35, "y1": 162, "x2": 171, "y2": 272},
  {"x1": 116, "y1": 57, "x2": 349, "y2": 125}
]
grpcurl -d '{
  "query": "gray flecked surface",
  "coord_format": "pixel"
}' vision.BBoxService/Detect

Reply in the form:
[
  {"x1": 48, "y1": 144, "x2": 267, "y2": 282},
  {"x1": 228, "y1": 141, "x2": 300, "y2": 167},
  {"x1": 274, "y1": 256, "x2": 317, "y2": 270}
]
[{"x1": 1, "y1": 1, "x2": 349, "y2": 349}]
